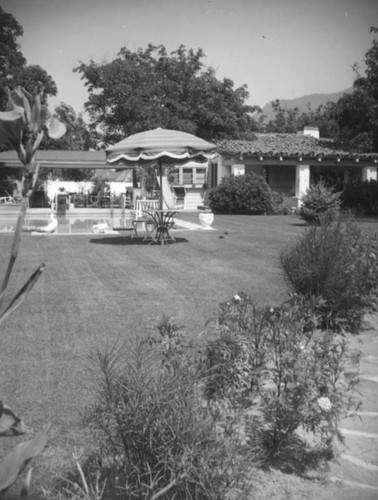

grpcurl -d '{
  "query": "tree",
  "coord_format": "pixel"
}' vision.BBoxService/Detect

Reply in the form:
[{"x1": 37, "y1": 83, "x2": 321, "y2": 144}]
[
  {"x1": 265, "y1": 100, "x2": 301, "y2": 133},
  {"x1": 334, "y1": 27, "x2": 378, "y2": 152},
  {"x1": 74, "y1": 44, "x2": 259, "y2": 142},
  {"x1": 13, "y1": 65, "x2": 57, "y2": 103},
  {"x1": 0, "y1": 6, "x2": 57, "y2": 110},
  {"x1": 0, "y1": 5, "x2": 26, "y2": 108},
  {"x1": 264, "y1": 99, "x2": 340, "y2": 139},
  {"x1": 41, "y1": 102, "x2": 93, "y2": 150},
  {"x1": 38, "y1": 103, "x2": 96, "y2": 181}
]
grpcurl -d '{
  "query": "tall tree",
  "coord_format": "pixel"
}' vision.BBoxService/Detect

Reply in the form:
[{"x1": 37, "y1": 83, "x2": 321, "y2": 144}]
[
  {"x1": 14, "y1": 65, "x2": 57, "y2": 103},
  {"x1": 0, "y1": 5, "x2": 26, "y2": 108},
  {"x1": 264, "y1": 99, "x2": 340, "y2": 139},
  {"x1": 75, "y1": 44, "x2": 259, "y2": 142},
  {"x1": 38, "y1": 103, "x2": 95, "y2": 181},
  {"x1": 0, "y1": 6, "x2": 57, "y2": 110},
  {"x1": 41, "y1": 102, "x2": 93, "y2": 150},
  {"x1": 334, "y1": 27, "x2": 378, "y2": 152}
]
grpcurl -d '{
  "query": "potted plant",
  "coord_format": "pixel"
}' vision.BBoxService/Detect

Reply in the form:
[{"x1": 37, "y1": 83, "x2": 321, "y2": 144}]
[{"x1": 197, "y1": 182, "x2": 214, "y2": 229}]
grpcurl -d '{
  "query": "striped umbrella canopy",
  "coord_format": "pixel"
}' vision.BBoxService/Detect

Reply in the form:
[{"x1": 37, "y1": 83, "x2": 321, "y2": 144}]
[{"x1": 106, "y1": 128, "x2": 216, "y2": 209}]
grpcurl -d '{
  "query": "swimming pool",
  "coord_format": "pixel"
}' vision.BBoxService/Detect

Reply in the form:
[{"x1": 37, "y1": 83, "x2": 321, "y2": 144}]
[{"x1": 0, "y1": 214, "x2": 132, "y2": 235}]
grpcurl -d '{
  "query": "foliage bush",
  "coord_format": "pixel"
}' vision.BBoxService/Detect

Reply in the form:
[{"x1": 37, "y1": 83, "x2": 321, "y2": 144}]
[
  {"x1": 341, "y1": 179, "x2": 378, "y2": 215},
  {"x1": 280, "y1": 217, "x2": 378, "y2": 333},
  {"x1": 208, "y1": 173, "x2": 277, "y2": 214},
  {"x1": 58, "y1": 287, "x2": 367, "y2": 496},
  {"x1": 82, "y1": 329, "x2": 255, "y2": 499},
  {"x1": 298, "y1": 181, "x2": 342, "y2": 225},
  {"x1": 202, "y1": 293, "x2": 360, "y2": 461}
]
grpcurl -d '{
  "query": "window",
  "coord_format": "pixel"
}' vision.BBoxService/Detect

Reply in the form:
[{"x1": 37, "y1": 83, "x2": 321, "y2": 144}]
[
  {"x1": 210, "y1": 162, "x2": 218, "y2": 187},
  {"x1": 195, "y1": 168, "x2": 206, "y2": 185},
  {"x1": 182, "y1": 168, "x2": 193, "y2": 184},
  {"x1": 178, "y1": 167, "x2": 208, "y2": 185}
]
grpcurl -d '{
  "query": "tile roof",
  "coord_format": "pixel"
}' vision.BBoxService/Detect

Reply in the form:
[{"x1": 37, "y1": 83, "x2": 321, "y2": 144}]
[
  {"x1": 0, "y1": 149, "x2": 107, "y2": 168},
  {"x1": 216, "y1": 134, "x2": 378, "y2": 161}
]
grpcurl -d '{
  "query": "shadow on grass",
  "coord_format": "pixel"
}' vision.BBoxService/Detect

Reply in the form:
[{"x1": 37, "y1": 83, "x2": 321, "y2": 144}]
[
  {"x1": 291, "y1": 222, "x2": 307, "y2": 227},
  {"x1": 353, "y1": 216, "x2": 378, "y2": 224},
  {"x1": 90, "y1": 236, "x2": 189, "y2": 245},
  {"x1": 266, "y1": 435, "x2": 333, "y2": 480}
]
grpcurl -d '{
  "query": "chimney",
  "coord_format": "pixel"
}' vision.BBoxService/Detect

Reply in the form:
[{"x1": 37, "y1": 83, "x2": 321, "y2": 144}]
[{"x1": 302, "y1": 126, "x2": 320, "y2": 139}]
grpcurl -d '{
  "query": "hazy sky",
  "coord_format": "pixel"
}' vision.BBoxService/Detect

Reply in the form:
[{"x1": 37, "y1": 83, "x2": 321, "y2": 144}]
[{"x1": 2, "y1": 0, "x2": 378, "y2": 116}]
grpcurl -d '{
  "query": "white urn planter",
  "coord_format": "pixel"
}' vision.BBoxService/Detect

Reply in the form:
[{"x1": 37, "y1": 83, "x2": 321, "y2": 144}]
[{"x1": 199, "y1": 211, "x2": 214, "y2": 230}]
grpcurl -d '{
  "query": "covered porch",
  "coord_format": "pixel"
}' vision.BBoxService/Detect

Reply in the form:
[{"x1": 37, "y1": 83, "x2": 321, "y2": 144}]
[{"x1": 214, "y1": 130, "x2": 378, "y2": 207}]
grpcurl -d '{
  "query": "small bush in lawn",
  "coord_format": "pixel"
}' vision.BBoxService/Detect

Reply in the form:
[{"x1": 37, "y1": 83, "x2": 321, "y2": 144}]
[
  {"x1": 202, "y1": 293, "x2": 360, "y2": 464},
  {"x1": 280, "y1": 217, "x2": 378, "y2": 333},
  {"x1": 208, "y1": 173, "x2": 276, "y2": 214},
  {"x1": 298, "y1": 181, "x2": 341, "y2": 225},
  {"x1": 83, "y1": 334, "x2": 255, "y2": 500}
]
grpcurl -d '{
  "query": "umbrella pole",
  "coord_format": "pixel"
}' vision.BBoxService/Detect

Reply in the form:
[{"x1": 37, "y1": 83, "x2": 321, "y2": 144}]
[{"x1": 159, "y1": 159, "x2": 163, "y2": 210}]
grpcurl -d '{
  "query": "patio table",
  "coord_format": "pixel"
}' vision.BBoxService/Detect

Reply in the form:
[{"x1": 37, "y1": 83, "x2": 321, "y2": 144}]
[{"x1": 145, "y1": 209, "x2": 178, "y2": 245}]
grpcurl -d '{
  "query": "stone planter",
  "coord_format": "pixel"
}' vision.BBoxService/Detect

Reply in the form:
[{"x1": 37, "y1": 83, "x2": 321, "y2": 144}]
[{"x1": 199, "y1": 211, "x2": 214, "y2": 230}]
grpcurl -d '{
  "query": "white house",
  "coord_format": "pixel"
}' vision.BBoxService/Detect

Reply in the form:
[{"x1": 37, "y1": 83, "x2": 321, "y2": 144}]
[{"x1": 211, "y1": 127, "x2": 378, "y2": 207}]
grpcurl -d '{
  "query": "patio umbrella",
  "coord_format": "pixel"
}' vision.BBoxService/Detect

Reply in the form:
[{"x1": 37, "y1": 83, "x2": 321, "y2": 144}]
[{"x1": 105, "y1": 128, "x2": 216, "y2": 209}]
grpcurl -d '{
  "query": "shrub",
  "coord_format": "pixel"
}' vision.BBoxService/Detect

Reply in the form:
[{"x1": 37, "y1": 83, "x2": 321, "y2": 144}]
[
  {"x1": 203, "y1": 293, "x2": 270, "y2": 404},
  {"x1": 208, "y1": 173, "x2": 276, "y2": 214},
  {"x1": 280, "y1": 217, "x2": 378, "y2": 333},
  {"x1": 341, "y1": 179, "x2": 378, "y2": 215},
  {"x1": 83, "y1": 335, "x2": 255, "y2": 499},
  {"x1": 298, "y1": 181, "x2": 341, "y2": 225},
  {"x1": 202, "y1": 294, "x2": 360, "y2": 460}
]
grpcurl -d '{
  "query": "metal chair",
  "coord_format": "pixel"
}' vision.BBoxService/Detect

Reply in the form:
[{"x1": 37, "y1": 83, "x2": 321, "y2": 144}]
[{"x1": 131, "y1": 210, "x2": 156, "y2": 241}]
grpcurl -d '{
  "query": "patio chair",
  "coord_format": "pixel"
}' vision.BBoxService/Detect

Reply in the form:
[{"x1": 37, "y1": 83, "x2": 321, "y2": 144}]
[
  {"x1": 88, "y1": 194, "x2": 100, "y2": 208},
  {"x1": 136, "y1": 199, "x2": 160, "y2": 215},
  {"x1": 0, "y1": 195, "x2": 17, "y2": 205},
  {"x1": 130, "y1": 210, "x2": 156, "y2": 241},
  {"x1": 0, "y1": 187, "x2": 22, "y2": 205}
]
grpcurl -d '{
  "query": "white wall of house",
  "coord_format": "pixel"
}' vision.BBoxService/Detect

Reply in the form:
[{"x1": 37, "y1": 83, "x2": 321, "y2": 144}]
[
  {"x1": 44, "y1": 180, "x2": 132, "y2": 203},
  {"x1": 232, "y1": 164, "x2": 245, "y2": 176},
  {"x1": 362, "y1": 166, "x2": 378, "y2": 181},
  {"x1": 295, "y1": 165, "x2": 310, "y2": 206}
]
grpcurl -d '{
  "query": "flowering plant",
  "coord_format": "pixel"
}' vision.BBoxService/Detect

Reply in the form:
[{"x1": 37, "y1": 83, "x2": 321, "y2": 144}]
[
  {"x1": 202, "y1": 292, "x2": 361, "y2": 459},
  {"x1": 0, "y1": 86, "x2": 66, "y2": 315},
  {"x1": 0, "y1": 87, "x2": 66, "y2": 496},
  {"x1": 0, "y1": 86, "x2": 66, "y2": 196}
]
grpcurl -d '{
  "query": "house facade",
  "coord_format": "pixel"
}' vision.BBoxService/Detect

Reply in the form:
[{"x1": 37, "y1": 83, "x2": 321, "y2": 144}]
[
  {"x1": 2, "y1": 129, "x2": 378, "y2": 210},
  {"x1": 211, "y1": 128, "x2": 378, "y2": 207}
]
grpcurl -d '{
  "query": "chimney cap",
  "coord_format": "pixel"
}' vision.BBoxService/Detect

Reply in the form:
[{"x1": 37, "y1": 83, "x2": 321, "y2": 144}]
[
  {"x1": 304, "y1": 126, "x2": 319, "y2": 131},
  {"x1": 302, "y1": 126, "x2": 320, "y2": 139}
]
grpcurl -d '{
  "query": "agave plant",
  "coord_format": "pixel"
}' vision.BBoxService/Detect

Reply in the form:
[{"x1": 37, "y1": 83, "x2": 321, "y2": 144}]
[
  {"x1": 0, "y1": 87, "x2": 66, "y2": 497},
  {"x1": 0, "y1": 86, "x2": 66, "y2": 319}
]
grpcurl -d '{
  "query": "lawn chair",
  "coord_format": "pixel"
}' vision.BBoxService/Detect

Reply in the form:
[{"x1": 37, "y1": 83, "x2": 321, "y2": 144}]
[
  {"x1": 136, "y1": 199, "x2": 160, "y2": 214},
  {"x1": 0, "y1": 190, "x2": 21, "y2": 205},
  {"x1": 0, "y1": 195, "x2": 16, "y2": 205},
  {"x1": 88, "y1": 193, "x2": 100, "y2": 208},
  {"x1": 130, "y1": 210, "x2": 156, "y2": 241}
]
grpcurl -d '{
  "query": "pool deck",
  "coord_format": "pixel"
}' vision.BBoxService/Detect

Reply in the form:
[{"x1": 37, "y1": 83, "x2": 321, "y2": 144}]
[
  {"x1": 0, "y1": 206, "x2": 130, "y2": 217},
  {"x1": 0, "y1": 206, "x2": 199, "y2": 217}
]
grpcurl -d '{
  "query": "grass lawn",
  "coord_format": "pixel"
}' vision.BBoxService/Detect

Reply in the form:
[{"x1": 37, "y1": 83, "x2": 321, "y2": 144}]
[{"x1": 0, "y1": 212, "x2": 376, "y2": 498}]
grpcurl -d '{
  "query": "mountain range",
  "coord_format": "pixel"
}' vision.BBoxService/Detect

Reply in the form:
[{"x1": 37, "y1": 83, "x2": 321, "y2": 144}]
[{"x1": 260, "y1": 88, "x2": 353, "y2": 122}]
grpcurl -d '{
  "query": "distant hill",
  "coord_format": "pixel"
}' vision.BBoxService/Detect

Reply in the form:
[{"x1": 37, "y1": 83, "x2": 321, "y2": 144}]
[{"x1": 261, "y1": 88, "x2": 353, "y2": 122}]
